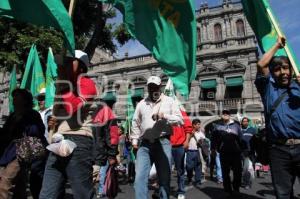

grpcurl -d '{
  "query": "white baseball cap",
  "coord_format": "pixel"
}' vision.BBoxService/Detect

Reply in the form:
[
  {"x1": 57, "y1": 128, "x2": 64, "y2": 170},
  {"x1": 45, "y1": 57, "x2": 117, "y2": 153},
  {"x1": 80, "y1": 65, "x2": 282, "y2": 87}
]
[
  {"x1": 74, "y1": 50, "x2": 90, "y2": 67},
  {"x1": 39, "y1": 88, "x2": 46, "y2": 95},
  {"x1": 147, "y1": 76, "x2": 161, "y2": 85}
]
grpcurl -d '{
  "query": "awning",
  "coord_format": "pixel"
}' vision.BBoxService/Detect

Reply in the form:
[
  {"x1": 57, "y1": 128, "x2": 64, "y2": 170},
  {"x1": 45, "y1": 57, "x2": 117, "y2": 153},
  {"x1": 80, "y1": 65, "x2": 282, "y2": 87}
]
[
  {"x1": 131, "y1": 88, "x2": 144, "y2": 98},
  {"x1": 225, "y1": 76, "x2": 244, "y2": 87},
  {"x1": 200, "y1": 79, "x2": 217, "y2": 89},
  {"x1": 101, "y1": 91, "x2": 116, "y2": 101}
]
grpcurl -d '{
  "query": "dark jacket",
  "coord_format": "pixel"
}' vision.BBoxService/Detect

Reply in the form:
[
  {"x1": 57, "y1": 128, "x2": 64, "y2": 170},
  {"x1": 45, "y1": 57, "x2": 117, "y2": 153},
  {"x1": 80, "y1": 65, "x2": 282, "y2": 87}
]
[
  {"x1": 211, "y1": 120, "x2": 242, "y2": 154},
  {"x1": 92, "y1": 105, "x2": 119, "y2": 166},
  {"x1": 0, "y1": 109, "x2": 46, "y2": 165}
]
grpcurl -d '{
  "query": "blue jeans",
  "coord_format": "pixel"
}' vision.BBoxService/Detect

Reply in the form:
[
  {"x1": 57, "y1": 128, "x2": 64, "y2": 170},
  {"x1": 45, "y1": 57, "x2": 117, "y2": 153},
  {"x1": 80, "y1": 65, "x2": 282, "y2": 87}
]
[
  {"x1": 216, "y1": 152, "x2": 223, "y2": 182},
  {"x1": 186, "y1": 150, "x2": 201, "y2": 183},
  {"x1": 172, "y1": 146, "x2": 185, "y2": 194},
  {"x1": 98, "y1": 161, "x2": 109, "y2": 194},
  {"x1": 134, "y1": 138, "x2": 172, "y2": 199},
  {"x1": 39, "y1": 135, "x2": 95, "y2": 199},
  {"x1": 269, "y1": 144, "x2": 300, "y2": 199}
]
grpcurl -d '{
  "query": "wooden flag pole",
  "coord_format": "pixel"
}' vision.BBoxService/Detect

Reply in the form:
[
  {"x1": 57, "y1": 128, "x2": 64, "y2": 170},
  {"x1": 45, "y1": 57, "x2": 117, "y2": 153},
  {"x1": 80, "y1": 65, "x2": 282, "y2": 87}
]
[
  {"x1": 266, "y1": 8, "x2": 299, "y2": 76},
  {"x1": 48, "y1": 0, "x2": 77, "y2": 143},
  {"x1": 68, "y1": 0, "x2": 76, "y2": 17}
]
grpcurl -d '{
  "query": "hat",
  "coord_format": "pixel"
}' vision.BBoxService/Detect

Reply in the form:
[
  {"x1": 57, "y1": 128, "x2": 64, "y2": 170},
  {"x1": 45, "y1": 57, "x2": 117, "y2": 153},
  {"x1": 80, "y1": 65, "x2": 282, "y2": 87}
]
[
  {"x1": 222, "y1": 109, "x2": 230, "y2": 115},
  {"x1": 39, "y1": 88, "x2": 46, "y2": 95},
  {"x1": 147, "y1": 76, "x2": 161, "y2": 85},
  {"x1": 74, "y1": 50, "x2": 90, "y2": 67}
]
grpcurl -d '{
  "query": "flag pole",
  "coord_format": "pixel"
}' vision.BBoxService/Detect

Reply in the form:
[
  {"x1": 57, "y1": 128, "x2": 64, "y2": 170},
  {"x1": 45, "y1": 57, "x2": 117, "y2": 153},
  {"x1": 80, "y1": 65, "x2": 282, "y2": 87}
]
[
  {"x1": 265, "y1": 7, "x2": 299, "y2": 76},
  {"x1": 68, "y1": 0, "x2": 76, "y2": 17},
  {"x1": 48, "y1": 0, "x2": 77, "y2": 143}
]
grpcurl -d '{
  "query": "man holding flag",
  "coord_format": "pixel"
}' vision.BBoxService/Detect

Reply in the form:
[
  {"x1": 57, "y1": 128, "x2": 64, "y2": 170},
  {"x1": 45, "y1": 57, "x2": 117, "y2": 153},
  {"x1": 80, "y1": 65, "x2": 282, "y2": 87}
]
[{"x1": 255, "y1": 36, "x2": 300, "y2": 199}]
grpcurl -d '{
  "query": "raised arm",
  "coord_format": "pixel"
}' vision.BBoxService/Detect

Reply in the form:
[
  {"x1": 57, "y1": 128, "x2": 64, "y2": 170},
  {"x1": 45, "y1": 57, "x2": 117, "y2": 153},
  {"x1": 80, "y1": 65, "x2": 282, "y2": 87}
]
[{"x1": 257, "y1": 36, "x2": 286, "y2": 76}]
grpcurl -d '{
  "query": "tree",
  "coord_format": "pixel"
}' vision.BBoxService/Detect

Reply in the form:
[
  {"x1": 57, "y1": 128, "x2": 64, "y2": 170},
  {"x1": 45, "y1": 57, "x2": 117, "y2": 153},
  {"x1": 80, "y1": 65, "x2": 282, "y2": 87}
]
[{"x1": 0, "y1": 0, "x2": 131, "y2": 72}]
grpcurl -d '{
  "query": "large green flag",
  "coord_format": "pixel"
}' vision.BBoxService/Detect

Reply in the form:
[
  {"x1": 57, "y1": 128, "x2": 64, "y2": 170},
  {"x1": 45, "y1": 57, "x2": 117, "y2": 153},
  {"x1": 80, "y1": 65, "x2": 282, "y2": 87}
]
[
  {"x1": 20, "y1": 44, "x2": 46, "y2": 108},
  {"x1": 45, "y1": 47, "x2": 57, "y2": 108},
  {"x1": 9, "y1": 65, "x2": 17, "y2": 113},
  {"x1": 242, "y1": 0, "x2": 300, "y2": 71},
  {"x1": 122, "y1": 89, "x2": 135, "y2": 134},
  {"x1": 103, "y1": 0, "x2": 197, "y2": 96},
  {"x1": 0, "y1": 0, "x2": 75, "y2": 54}
]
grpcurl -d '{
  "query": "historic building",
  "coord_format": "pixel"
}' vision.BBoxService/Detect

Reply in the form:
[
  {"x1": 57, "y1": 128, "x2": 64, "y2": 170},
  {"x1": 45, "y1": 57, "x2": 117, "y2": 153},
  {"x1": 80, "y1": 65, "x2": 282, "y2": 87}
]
[
  {"x1": 0, "y1": 0, "x2": 264, "y2": 128},
  {"x1": 87, "y1": 0, "x2": 264, "y2": 128}
]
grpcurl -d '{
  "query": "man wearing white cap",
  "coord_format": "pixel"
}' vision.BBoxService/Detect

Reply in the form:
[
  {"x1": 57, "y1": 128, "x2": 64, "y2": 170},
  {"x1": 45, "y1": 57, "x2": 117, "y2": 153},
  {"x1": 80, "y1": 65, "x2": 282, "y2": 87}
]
[{"x1": 131, "y1": 76, "x2": 183, "y2": 199}]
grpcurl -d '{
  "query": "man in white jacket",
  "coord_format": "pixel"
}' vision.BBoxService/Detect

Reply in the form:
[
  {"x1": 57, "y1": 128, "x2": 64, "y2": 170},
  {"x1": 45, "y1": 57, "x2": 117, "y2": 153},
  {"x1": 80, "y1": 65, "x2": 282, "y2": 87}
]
[{"x1": 131, "y1": 76, "x2": 183, "y2": 199}]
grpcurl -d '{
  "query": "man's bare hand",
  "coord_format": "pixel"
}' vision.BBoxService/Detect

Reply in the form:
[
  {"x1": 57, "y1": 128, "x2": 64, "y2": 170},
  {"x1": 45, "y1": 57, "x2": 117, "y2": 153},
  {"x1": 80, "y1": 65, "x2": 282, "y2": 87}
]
[
  {"x1": 296, "y1": 74, "x2": 300, "y2": 84},
  {"x1": 108, "y1": 158, "x2": 116, "y2": 165},
  {"x1": 276, "y1": 36, "x2": 286, "y2": 49},
  {"x1": 48, "y1": 116, "x2": 58, "y2": 130},
  {"x1": 152, "y1": 113, "x2": 164, "y2": 121}
]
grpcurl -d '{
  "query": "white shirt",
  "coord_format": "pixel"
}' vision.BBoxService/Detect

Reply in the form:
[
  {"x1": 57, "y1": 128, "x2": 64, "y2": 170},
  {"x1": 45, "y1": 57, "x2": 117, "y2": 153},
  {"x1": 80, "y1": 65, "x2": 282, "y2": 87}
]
[
  {"x1": 130, "y1": 94, "x2": 183, "y2": 145},
  {"x1": 188, "y1": 130, "x2": 205, "y2": 150}
]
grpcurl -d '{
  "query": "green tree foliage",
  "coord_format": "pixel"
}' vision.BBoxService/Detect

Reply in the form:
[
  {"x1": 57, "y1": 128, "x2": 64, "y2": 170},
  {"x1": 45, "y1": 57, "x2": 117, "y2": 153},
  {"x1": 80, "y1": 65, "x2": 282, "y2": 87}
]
[{"x1": 0, "y1": 0, "x2": 131, "y2": 72}]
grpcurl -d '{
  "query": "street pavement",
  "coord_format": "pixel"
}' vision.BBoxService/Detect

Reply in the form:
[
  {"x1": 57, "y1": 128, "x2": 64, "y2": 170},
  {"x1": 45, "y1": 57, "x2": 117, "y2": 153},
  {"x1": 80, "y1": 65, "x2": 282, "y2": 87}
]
[
  {"x1": 112, "y1": 171, "x2": 300, "y2": 199},
  {"x1": 60, "y1": 170, "x2": 300, "y2": 199}
]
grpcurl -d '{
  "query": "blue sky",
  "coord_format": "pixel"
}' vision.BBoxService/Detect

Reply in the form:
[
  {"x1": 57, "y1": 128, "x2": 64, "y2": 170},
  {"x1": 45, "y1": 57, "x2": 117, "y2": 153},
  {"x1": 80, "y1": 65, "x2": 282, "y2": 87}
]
[{"x1": 111, "y1": 0, "x2": 300, "y2": 61}]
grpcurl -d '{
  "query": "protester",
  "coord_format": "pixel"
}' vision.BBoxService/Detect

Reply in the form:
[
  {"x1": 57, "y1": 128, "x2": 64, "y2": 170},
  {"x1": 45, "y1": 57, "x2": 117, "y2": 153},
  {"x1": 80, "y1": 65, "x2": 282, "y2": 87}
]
[
  {"x1": 240, "y1": 117, "x2": 256, "y2": 189},
  {"x1": 39, "y1": 50, "x2": 97, "y2": 199},
  {"x1": 211, "y1": 110, "x2": 243, "y2": 196},
  {"x1": 91, "y1": 102, "x2": 119, "y2": 198},
  {"x1": 186, "y1": 119, "x2": 205, "y2": 186},
  {"x1": 0, "y1": 88, "x2": 47, "y2": 199},
  {"x1": 131, "y1": 76, "x2": 183, "y2": 199},
  {"x1": 37, "y1": 88, "x2": 52, "y2": 142},
  {"x1": 255, "y1": 36, "x2": 300, "y2": 199},
  {"x1": 170, "y1": 109, "x2": 192, "y2": 199}
]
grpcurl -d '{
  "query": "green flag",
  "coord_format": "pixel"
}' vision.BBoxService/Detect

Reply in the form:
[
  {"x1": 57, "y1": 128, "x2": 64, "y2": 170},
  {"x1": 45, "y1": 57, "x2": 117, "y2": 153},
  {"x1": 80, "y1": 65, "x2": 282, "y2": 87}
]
[
  {"x1": 103, "y1": 0, "x2": 196, "y2": 96},
  {"x1": 9, "y1": 65, "x2": 17, "y2": 113},
  {"x1": 0, "y1": 0, "x2": 75, "y2": 54},
  {"x1": 242, "y1": 0, "x2": 300, "y2": 70},
  {"x1": 122, "y1": 89, "x2": 135, "y2": 134},
  {"x1": 45, "y1": 47, "x2": 57, "y2": 108},
  {"x1": 21, "y1": 44, "x2": 46, "y2": 108}
]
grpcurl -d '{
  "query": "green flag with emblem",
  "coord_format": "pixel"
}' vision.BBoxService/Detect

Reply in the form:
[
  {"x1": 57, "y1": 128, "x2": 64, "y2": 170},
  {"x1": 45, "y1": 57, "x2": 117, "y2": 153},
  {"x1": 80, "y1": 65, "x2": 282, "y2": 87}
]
[
  {"x1": 45, "y1": 47, "x2": 57, "y2": 108},
  {"x1": 0, "y1": 0, "x2": 75, "y2": 54},
  {"x1": 102, "y1": 0, "x2": 197, "y2": 96},
  {"x1": 242, "y1": 0, "x2": 300, "y2": 71},
  {"x1": 20, "y1": 44, "x2": 45, "y2": 108}
]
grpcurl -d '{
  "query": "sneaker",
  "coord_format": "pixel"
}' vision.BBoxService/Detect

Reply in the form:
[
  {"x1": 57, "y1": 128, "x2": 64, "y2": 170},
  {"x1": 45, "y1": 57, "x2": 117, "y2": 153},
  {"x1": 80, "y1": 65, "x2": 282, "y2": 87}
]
[
  {"x1": 177, "y1": 194, "x2": 185, "y2": 199},
  {"x1": 96, "y1": 193, "x2": 106, "y2": 198}
]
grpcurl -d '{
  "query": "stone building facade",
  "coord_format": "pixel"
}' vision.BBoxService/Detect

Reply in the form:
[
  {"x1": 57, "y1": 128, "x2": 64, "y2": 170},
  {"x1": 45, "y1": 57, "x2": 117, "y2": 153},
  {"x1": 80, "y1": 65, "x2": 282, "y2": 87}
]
[
  {"x1": 88, "y1": 0, "x2": 264, "y2": 128},
  {"x1": 0, "y1": 0, "x2": 264, "y2": 128}
]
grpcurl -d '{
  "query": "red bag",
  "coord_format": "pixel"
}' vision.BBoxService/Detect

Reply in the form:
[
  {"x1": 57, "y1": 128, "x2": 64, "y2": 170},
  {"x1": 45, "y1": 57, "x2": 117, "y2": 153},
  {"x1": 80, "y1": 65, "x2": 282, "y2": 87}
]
[{"x1": 104, "y1": 165, "x2": 118, "y2": 198}]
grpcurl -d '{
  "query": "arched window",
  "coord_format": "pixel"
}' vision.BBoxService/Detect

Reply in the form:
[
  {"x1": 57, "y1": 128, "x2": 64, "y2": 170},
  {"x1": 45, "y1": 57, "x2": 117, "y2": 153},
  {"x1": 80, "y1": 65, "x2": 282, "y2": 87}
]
[
  {"x1": 214, "y1": 24, "x2": 222, "y2": 41},
  {"x1": 236, "y1": 20, "x2": 245, "y2": 37}
]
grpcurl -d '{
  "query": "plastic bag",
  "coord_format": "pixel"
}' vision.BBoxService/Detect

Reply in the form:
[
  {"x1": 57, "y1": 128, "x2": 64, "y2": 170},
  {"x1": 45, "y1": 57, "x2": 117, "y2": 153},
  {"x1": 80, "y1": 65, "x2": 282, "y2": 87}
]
[
  {"x1": 46, "y1": 134, "x2": 77, "y2": 157},
  {"x1": 149, "y1": 164, "x2": 157, "y2": 180},
  {"x1": 242, "y1": 157, "x2": 255, "y2": 185}
]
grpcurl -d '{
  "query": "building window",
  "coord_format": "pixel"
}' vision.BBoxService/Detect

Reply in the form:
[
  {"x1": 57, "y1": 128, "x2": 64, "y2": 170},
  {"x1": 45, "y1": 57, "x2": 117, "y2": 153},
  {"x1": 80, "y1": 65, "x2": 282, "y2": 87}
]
[
  {"x1": 236, "y1": 20, "x2": 245, "y2": 37},
  {"x1": 200, "y1": 89, "x2": 216, "y2": 100},
  {"x1": 132, "y1": 76, "x2": 146, "y2": 84},
  {"x1": 224, "y1": 76, "x2": 244, "y2": 98},
  {"x1": 214, "y1": 24, "x2": 222, "y2": 41}
]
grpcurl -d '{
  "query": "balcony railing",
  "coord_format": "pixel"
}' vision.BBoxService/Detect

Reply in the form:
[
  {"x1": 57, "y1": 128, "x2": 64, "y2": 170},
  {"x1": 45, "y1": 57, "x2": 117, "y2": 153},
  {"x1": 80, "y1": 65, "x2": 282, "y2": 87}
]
[{"x1": 197, "y1": 98, "x2": 246, "y2": 111}]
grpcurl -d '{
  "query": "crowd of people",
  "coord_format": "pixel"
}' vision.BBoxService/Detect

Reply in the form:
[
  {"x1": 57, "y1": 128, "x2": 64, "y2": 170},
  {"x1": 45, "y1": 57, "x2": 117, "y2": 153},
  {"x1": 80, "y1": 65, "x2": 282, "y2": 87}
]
[{"x1": 0, "y1": 36, "x2": 299, "y2": 199}]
